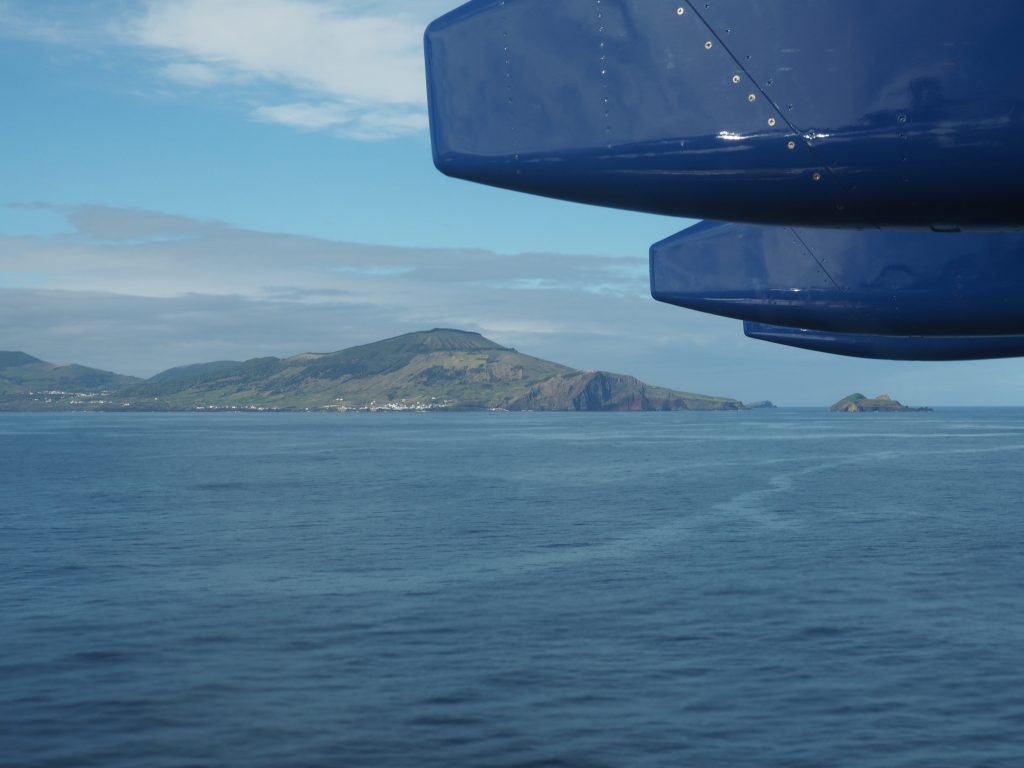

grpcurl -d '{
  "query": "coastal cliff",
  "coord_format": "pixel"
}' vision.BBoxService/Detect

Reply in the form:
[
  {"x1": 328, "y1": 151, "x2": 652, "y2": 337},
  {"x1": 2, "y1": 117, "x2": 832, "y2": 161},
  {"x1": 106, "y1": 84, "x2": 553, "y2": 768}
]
[{"x1": 505, "y1": 371, "x2": 742, "y2": 412}]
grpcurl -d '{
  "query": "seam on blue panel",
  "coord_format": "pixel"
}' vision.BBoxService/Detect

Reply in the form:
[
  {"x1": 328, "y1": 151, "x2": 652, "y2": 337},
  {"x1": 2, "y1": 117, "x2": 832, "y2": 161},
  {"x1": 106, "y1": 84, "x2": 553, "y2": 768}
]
[
  {"x1": 684, "y1": 1, "x2": 847, "y2": 198},
  {"x1": 790, "y1": 228, "x2": 841, "y2": 290}
]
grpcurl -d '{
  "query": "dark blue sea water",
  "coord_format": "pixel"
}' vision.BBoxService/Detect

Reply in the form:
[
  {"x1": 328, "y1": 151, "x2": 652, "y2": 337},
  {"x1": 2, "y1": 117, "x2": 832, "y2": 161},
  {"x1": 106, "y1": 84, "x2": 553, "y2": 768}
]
[{"x1": 3, "y1": 409, "x2": 1024, "y2": 767}]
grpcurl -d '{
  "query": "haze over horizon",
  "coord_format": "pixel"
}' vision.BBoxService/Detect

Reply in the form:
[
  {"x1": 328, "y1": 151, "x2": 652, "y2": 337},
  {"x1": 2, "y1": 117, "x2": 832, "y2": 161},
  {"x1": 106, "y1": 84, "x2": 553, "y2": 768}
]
[{"x1": 3, "y1": 0, "x2": 1023, "y2": 406}]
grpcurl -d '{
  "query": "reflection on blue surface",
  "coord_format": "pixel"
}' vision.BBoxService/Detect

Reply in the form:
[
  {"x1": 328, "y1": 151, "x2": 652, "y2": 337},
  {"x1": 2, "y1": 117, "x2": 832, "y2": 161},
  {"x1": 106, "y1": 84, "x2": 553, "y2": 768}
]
[
  {"x1": 744, "y1": 322, "x2": 1024, "y2": 361},
  {"x1": 426, "y1": 0, "x2": 1024, "y2": 358},
  {"x1": 427, "y1": 0, "x2": 1024, "y2": 228},
  {"x1": 651, "y1": 222, "x2": 1024, "y2": 337}
]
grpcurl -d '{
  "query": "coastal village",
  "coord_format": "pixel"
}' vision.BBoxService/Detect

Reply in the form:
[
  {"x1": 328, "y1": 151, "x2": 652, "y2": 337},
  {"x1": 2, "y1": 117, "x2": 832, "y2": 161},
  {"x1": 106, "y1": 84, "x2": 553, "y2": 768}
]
[{"x1": 19, "y1": 390, "x2": 457, "y2": 412}]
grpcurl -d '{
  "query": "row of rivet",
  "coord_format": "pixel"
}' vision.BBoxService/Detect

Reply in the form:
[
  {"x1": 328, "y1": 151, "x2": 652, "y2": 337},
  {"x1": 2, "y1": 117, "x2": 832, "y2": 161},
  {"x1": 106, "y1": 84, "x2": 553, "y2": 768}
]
[
  {"x1": 598, "y1": 0, "x2": 612, "y2": 147},
  {"x1": 679, "y1": 3, "x2": 823, "y2": 182},
  {"x1": 499, "y1": 1, "x2": 521, "y2": 172}
]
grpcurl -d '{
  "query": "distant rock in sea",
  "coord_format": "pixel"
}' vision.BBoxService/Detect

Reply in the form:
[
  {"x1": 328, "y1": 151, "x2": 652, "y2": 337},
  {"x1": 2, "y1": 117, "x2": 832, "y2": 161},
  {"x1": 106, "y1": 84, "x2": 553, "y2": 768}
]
[
  {"x1": 830, "y1": 393, "x2": 931, "y2": 412},
  {"x1": 744, "y1": 400, "x2": 776, "y2": 409}
]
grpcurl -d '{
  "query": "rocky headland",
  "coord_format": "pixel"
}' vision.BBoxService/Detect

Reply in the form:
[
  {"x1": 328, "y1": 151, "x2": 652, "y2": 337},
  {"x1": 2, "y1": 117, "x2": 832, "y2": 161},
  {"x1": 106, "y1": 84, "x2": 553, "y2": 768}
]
[{"x1": 830, "y1": 393, "x2": 931, "y2": 413}]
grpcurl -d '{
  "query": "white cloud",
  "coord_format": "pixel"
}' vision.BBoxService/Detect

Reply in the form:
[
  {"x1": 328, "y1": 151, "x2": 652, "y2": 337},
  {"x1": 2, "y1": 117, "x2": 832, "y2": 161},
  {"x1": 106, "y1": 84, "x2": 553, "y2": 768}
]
[
  {"x1": 128, "y1": 0, "x2": 432, "y2": 138},
  {"x1": 252, "y1": 100, "x2": 428, "y2": 140},
  {"x1": 132, "y1": 0, "x2": 426, "y2": 103},
  {"x1": 2, "y1": 0, "x2": 453, "y2": 140}
]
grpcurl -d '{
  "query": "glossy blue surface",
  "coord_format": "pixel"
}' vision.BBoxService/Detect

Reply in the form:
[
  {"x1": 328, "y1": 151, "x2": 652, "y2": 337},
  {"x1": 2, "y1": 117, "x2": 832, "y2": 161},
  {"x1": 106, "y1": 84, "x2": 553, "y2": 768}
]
[
  {"x1": 426, "y1": 0, "x2": 1024, "y2": 229},
  {"x1": 744, "y1": 323, "x2": 1024, "y2": 361},
  {"x1": 425, "y1": 1, "x2": 1024, "y2": 358},
  {"x1": 651, "y1": 222, "x2": 1024, "y2": 336}
]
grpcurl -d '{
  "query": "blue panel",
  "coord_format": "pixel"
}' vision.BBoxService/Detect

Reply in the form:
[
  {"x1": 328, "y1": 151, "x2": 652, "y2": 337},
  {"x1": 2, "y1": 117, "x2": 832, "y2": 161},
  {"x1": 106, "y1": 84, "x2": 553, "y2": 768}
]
[
  {"x1": 695, "y1": 0, "x2": 1024, "y2": 229},
  {"x1": 650, "y1": 222, "x2": 1024, "y2": 336},
  {"x1": 426, "y1": 0, "x2": 1024, "y2": 228},
  {"x1": 744, "y1": 323, "x2": 1024, "y2": 362},
  {"x1": 426, "y1": 0, "x2": 832, "y2": 224}
]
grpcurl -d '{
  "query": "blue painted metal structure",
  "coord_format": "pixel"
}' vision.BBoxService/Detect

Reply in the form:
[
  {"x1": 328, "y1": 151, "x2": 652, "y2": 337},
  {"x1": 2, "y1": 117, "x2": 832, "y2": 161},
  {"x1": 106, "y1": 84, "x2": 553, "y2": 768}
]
[
  {"x1": 651, "y1": 223, "x2": 1024, "y2": 335},
  {"x1": 425, "y1": 0, "x2": 1024, "y2": 360},
  {"x1": 742, "y1": 324, "x2": 1024, "y2": 361}
]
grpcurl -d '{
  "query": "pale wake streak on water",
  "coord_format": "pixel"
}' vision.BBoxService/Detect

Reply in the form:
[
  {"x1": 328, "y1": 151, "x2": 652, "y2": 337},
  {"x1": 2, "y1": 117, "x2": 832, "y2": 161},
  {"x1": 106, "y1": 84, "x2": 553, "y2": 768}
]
[{"x1": 2, "y1": 409, "x2": 1024, "y2": 768}]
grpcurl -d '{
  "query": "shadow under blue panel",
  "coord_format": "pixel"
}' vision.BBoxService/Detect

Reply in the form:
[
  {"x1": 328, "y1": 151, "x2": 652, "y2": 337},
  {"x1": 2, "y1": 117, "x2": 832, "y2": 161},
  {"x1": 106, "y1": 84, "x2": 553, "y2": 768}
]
[{"x1": 743, "y1": 323, "x2": 1024, "y2": 361}]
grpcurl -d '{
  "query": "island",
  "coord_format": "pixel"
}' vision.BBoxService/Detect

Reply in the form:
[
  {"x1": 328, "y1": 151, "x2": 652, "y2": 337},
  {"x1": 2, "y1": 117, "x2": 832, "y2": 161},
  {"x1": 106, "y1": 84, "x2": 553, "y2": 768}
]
[
  {"x1": 0, "y1": 329, "x2": 769, "y2": 413},
  {"x1": 830, "y1": 393, "x2": 931, "y2": 412}
]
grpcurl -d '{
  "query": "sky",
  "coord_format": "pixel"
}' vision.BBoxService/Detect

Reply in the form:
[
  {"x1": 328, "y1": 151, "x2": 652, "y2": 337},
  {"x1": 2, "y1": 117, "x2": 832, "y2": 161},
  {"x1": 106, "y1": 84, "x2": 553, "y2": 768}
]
[{"x1": 2, "y1": 0, "x2": 1023, "y2": 406}]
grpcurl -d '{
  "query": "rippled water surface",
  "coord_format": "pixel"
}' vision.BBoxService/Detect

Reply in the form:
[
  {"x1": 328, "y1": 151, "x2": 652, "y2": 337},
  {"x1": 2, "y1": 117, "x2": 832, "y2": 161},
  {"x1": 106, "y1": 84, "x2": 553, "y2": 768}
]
[{"x1": 3, "y1": 409, "x2": 1024, "y2": 767}]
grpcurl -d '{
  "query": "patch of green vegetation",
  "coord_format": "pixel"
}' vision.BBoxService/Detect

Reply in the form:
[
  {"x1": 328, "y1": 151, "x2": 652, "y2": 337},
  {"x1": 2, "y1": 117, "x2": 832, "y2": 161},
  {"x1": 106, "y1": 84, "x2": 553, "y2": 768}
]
[
  {"x1": 834, "y1": 393, "x2": 867, "y2": 406},
  {"x1": 2, "y1": 330, "x2": 747, "y2": 412}
]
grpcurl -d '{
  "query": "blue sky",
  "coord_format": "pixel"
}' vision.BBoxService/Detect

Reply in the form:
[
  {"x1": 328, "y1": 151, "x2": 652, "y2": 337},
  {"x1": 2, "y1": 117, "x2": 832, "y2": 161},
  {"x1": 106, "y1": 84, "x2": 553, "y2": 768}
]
[{"x1": 2, "y1": 0, "x2": 1022, "y2": 405}]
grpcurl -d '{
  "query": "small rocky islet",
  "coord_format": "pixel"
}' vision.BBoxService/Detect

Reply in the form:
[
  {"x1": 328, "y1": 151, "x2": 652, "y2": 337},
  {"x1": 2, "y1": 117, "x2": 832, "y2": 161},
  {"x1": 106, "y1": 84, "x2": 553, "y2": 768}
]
[{"x1": 830, "y1": 393, "x2": 931, "y2": 412}]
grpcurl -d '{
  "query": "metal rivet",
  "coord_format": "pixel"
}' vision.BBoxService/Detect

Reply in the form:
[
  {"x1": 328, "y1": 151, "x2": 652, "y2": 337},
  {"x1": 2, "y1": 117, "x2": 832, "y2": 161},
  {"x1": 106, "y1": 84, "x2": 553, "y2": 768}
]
[
  {"x1": 812, "y1": 171, "x2": 823, "y2": 182},
  {"x1": 704, "y1": 41, "x2": 713, "y2": 49},
  {"x1": 787, "y1": 141, "x2": 796, "y2": 150},
  {"x1": 747, "y1": 93, "x2": 756, "y2": 102},
  {"x1": 768, "y1": 118, "x2": 776, "y2": 127},
  {"x1": 676, "y1": 6, "x2": 685, "y2": 15},
  {"x1": 731, "y1": 75, "x2": 741, "y2": 84}
]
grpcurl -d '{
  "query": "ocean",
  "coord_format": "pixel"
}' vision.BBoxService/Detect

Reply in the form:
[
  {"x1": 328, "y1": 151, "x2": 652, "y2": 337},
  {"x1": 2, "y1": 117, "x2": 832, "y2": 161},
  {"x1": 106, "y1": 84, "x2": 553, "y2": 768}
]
[{"x1": 2, "y1": 409, "x2": 1023, "y2": 767}]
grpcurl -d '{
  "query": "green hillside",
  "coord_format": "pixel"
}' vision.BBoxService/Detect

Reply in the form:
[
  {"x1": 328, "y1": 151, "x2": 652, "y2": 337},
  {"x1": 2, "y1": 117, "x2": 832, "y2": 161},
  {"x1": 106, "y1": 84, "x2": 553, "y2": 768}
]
[
  {"x1": 0, "y1": 352, "x2": 42, "y2": 367},
  {"x1": 2, "y1": 330, "x2": 749, "y2": 412},
  {"x1": 0, "y1": 353, "x2": 143, "y2": 406},
  {"x1": 127, "y1": 330, "x2": 575, "y2": 410},
  {"x1": 148, "y1": 360, "x2": 244, "y2": 385}
]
